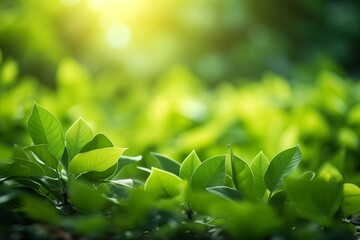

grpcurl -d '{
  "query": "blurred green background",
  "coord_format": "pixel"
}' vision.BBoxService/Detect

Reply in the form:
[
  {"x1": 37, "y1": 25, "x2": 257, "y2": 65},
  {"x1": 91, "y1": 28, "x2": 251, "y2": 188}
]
[{"x1": 1, "y1": 0, "x2": 360, "y2": 182}]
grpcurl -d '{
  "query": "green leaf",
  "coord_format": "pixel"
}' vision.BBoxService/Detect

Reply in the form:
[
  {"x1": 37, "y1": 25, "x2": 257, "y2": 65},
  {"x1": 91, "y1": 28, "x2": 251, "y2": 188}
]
[
  {"x1": 285, "y1": 177, "x2": 342, "y2": 225},
  {"x1": 110, "y1": 155, "x2": 142, "y2": 179},
  {"x1": 144, "y1": 167, "x2": 183, "y2": 198},
  {"x1": 25, "y1": 144, "x2": 58, "y2": 169},
  {"x1": 265, "y1": 145, "x2": 302, "y2": 193},
  {"x1": 66, "y1": 117, "x2": 94, "y2": 160},
  {"x1": 81, "y1": 155, "x2": 142, "y2": 182},
  {"x1": 80, "y1": 134, "x2": 113, "y2": 153},
  {"x1": 180, "y1": 150, "x2": 201, "y2": 181},
  {"x1": 250, "y1": 151, "x2": 269, "y2": 200},
  {"x1": 191, "y1": 155, "x2": 226, "y2": 191},
  {"x1": 318, "y1": 162, "x2": 343, "y2": 183},
  {"x1": 343, "y1": 183, "x2": 360, "y2": 217},
  {"x1": 229, "y1": 146, "x2": 253, "y2": 196},
  {"x1": 151, "y1": 152, "x2": 181, "y2": 176},
  {"x1": 68, "y1": 147, "x2": 127, "y2": 176},
  {"x1": 0, "y1": 158, "x2": 56, "y2": 178},
  {"x1": 207, "y1": 186, "x2": 243, "y2": 201},
  {"x1": 68, "y1": 179, "x2": 109, "y2": 211},
  {"x1": 28, "y1": 103, "x2": 65, "y2": 160},
  {"x1": 299, "y1": 171, "x2": 316, "y2": 181},
  {"x1": 80, "y1": 164, "x2": 117, "y2": 183},
  {"x1": 22, "y1": 195, "x2": 59, "y2": 224}
]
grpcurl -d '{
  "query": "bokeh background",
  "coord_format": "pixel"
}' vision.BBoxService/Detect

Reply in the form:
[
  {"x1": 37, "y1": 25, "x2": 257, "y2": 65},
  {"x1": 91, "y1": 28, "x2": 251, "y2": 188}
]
[{"x1": 1, "y1": 0, "x2": 360, "y2": 183}]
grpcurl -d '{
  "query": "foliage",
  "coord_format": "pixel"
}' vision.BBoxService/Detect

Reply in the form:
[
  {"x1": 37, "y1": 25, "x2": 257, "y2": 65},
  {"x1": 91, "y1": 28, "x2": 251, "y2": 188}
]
[{"x1": 1, "y1": 104, "x2": 360, "y2": 239}]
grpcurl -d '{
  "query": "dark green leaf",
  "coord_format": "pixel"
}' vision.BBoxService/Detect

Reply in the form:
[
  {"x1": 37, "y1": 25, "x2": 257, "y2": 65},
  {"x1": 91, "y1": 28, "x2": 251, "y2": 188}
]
[
  {"x1": 207, "y1": 186, "x2": 243, "y2": 201},
  {"x1": 80, "y1": 134, "x2": 113, "y2": 153},
  {"x1": 151, "y1": 152, "x2": 181, "y2": 176}
]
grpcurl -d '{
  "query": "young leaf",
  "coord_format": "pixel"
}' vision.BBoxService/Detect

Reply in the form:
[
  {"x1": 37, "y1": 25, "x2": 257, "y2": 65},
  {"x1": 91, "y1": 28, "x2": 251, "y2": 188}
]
[
  {"x1": 250, "y1": 151, "x2": 269, "y2": 200},
  {"x1": 151, "y1": 152, "x2": 181, "y2": 176},
  {"x1": 80, "y1": 134, "x2": 113, "y2": 153},
  {"x1": 180, "y1": 150, "x2": 201, "y2": 181},
  {"x1": 28, "y1": 103, "x2": 65, "y2": 160},
  {"x1": 144, "y1": 167, "x2": 183, "y2": 198},
  {"x1": 229, "y1": 146, "x2": 253, "y2": 196},
  {"x1": 25, "y1": 144, "x2": 58, "y2": 169},
  {"x1": 68, "y1": 147, "x2": 126, "y2": 176},
  {"x1": 191, "y1": 155, "x2": 226, "y2": 191},
  {"x1": 343, "y1": 183, "x2": 360, "y2": 217},
  {"x1": 66, "y1": 117, "x2": 94, "y2": 160},
  {"x1": 207, "y1": 186, "x2": 243, "y2": 201},
  {"x1": 265, "y1": 145, "x2": 302, "y2": 193}
]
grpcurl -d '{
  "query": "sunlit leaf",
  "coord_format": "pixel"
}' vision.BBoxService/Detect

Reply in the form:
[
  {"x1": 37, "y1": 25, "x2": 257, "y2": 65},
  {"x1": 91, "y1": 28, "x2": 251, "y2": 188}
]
[
  {"x1": 191, "y1": 155, "x2": 226, "y2": 191},
  {"x1": 250, "y1": 151, "x2": 269, "y2": 200},
  {"x1": 343, "y1": 183, "x2": 360, "y2": 217},
  {"x1": 265, "y1": 145, "x2": 302, "y2": 193},
  {"x1": 144, "y1": 167, "x2": 183, "y2": 198},
  {"x1": 69, "y1": 147, "x2": 126, "y2": 176},
  {"x1": 180, "y1": 150, "x2": 201, "y2": 181},
  {"x1": 25, "y1": 144, "x2": 58, "y2": 169},
  {"x1": 151, "y1": 152, "x2": 181, "y2": 176},
  {"x1": 28, "y1": 103, "x2": 65, "y2": 160},
  {"x1": 66, "y1": 117, "x2": 93, "y2": 160}
]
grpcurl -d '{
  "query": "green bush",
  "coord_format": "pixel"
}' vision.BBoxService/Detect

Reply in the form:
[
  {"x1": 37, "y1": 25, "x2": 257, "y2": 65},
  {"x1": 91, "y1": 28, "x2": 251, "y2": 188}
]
[{"x1": 1, "y1": 104, "x2": 359, "y2": 239}]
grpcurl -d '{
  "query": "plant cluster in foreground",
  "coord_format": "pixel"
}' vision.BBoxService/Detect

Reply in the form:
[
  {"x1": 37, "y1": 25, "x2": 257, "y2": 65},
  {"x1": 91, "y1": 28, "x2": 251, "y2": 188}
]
[{"x1": 0, "y1": 103, "x2": 360, "y2": 239}]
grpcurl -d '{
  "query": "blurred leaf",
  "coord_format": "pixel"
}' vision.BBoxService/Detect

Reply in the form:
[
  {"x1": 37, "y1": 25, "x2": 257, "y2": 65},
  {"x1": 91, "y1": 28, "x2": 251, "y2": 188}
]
[
  {"x1": 250, "y1": 151, "x2": 269, "y2": 201},
  {"x1": 21, "y1": 195, "x2": 59, "y2": 224},
  {"x1": 265, "y1": 145, "x2": 302, "y2": 193},
  {"x1": 206, "y1": 186, "x2": 243, "y2": 201},
  {"x1": 191, "y1": 155, "x2": 226, "y2": 191},
  {"x1": 229, "y1": 146, "x2": 253, "y2": 196},
  {"x1": 318, "y1": 162, "x2": 343, "y2": 183},
  {"x1": 144, "y1": 167, "x2": 183, "y2": 198},
  {"x1": 111, "y1": 155, "x2": 142, "y2": 179},
  {"x1": 180, "y1": 150, "x2": 201, "y2": 181},
  {"x1": 80, "y1": 134, "x2": 113, "y2": 153},
  {"x1": 25, "y1": 144, "x2": 58, "y2": 169},
  {"x1": 151, "y1": 152, "x2": 181, "y2": 176},
  {"x1": 60, "y1": 215, "x2": 107, "y2": 235},
  {"x1": 285, "y1": 177, "x2": 342, "y2": 225},
  {"x1": 299, "y1": 171, "x2": 316, "y2": 181},
  {"x1": 68, "y1": 179, "x2": 109, "y2": 212},
  {"x1": 28, "y1": 103, "x2": 65, "y2": 160},
  {"x1": 66, "y1": 117, "x2": 94, "y2": 160},
  {"x1": 343, "y1": 183, "x2": 360, "y2": 217},
  {"x1": 69, "y1": 147, "x2": 126, "y2": 176}
]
